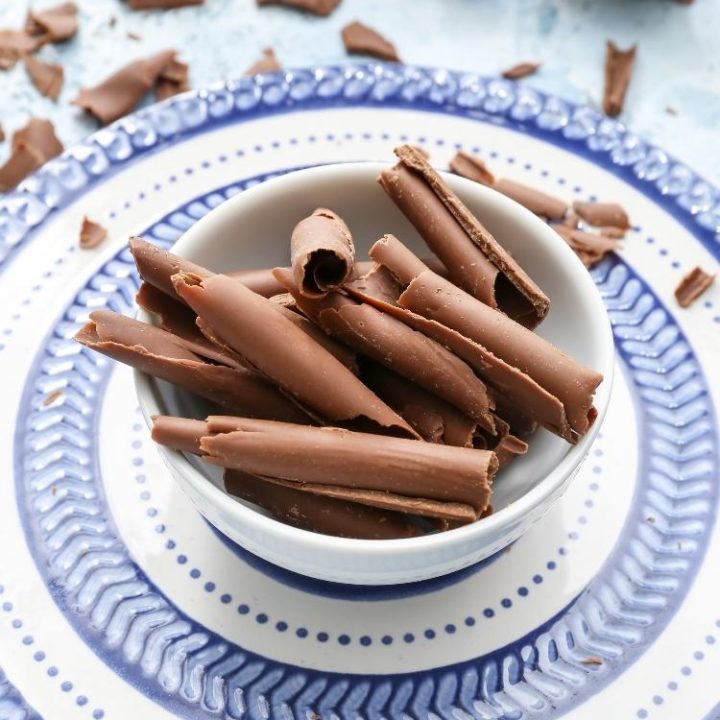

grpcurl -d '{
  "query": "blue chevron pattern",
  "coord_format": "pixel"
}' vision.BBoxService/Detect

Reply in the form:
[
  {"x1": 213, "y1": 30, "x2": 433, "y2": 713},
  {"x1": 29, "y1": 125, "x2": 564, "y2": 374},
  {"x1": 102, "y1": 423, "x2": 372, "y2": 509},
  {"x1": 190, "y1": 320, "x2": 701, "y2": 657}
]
[
  {"x1": 12, "y1": 173, "x2": 717, "y2": 718},
  {"x1": 0, "y1": 667, "x2": 42, "y2": 720}
]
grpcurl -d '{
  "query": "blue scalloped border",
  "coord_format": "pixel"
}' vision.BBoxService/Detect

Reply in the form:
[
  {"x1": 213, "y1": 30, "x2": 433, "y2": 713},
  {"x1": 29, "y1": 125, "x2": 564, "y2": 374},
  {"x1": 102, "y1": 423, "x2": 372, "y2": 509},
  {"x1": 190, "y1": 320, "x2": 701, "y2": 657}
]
[{"x1": 0, "y1": 665, "x2": 42, "y2": 720}]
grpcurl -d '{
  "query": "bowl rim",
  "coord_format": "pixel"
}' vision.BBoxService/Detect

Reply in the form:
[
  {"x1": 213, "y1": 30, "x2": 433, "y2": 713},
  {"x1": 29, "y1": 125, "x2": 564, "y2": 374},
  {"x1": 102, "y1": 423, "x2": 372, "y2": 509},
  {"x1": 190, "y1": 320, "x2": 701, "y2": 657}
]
[{"x1": 134, "y1": 161, "x2": 615, "y2": 558}]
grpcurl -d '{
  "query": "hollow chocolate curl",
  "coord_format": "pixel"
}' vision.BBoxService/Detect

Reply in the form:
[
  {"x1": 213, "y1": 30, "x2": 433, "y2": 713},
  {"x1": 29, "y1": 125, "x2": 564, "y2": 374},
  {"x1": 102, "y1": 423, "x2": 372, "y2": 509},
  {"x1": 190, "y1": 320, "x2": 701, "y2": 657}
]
[
  {"x1": 172, "y1": 271, "x2": 416, "y2": 437},
  {"x1": 75, "y1": 310, "x2": 310, "y2": 422},
  {"x1": 291, "y1": 208, "x2": 355, "y2": 298},
  {"x1": 379, "y1": 145, "x2": 549, "y2": 328}
]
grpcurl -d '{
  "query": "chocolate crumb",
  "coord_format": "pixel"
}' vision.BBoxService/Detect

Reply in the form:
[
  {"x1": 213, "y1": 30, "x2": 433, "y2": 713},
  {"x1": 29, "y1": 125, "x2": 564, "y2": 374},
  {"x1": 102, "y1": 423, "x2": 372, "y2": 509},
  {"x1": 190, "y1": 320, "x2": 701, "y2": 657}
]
[
  {"x1": 79, "y1": 216, "x2": 108, "y2": 249},
  {"x1": 26, "y1": 2, "x2": 78, "y2": 45},
  {"x1": 127, "y1": 31, "x2": 142, "y2": 41},
  {"x1": 646, "y1": 516, "x2": 655, "y2": 523},
  {"x1": 43, "y1": 389, "x2": 63, "y2": 406},
  {"x1": 245, "y1": 47, "x2": 281, "y2": 75},
  {"x1": 665, "y1": 106, "x2": 677, "y2": 116},
  {"x1": 256, "y1": 0, "x2": 340, "y2": 16},
  {"x1": 25, "y1": 55, "x2": 64, "y2": 101},
  {"x1": 501, "y1": 61, "x2": 540, "y2": 80},
  {"x1": 603, "y1": 40, "x2": 636, "y2": 118},
  {"x1": 341, "y1": 21, "x2": 400, "y2": 62},
  {"x1": 674, "y1": 266, "x2": 715, "y2": 308},
  {"x1": 109, "y1": 15, "x2": 117, "y2": 27},
  {"x1": 128, "y1": 0, "x2": 204, "y2": 8},
  {"x1": 580, "y1": 657, "x2": 603, "y2": 666}
]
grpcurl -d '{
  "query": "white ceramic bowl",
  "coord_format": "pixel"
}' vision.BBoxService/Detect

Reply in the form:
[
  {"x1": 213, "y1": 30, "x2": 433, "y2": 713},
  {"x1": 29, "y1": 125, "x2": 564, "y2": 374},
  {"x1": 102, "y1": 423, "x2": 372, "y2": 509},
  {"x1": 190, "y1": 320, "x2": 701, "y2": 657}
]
[{"x1": 136, "y1": 162, "x2": 614, "y2": 585}]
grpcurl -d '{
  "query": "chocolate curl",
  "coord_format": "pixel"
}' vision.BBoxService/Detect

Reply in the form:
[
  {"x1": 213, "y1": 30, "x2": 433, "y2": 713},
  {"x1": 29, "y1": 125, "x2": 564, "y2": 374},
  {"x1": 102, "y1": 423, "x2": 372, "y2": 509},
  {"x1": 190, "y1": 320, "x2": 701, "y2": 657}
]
[
  {"x1": 449, "y1": 152, "x2": 496, "y2": 186},
  {"x1": 224, "y1": 470, "x2": 423, "y2": 540},
  {"x1": 274, "y1": 268, "x2": 495, "y2": 429},
  {"x1": 493, "y1": 432, "x2": 529, "y2": 468},
  {"x1": 502, "y1": 62, "x2": 540, "y2": 80},
  {"x1": 603, "y1": 41, "x2": 636, "y2": 118},
  {"x1": 78, "y1": 216, "x2": 107, "y2": 249},
  {"x1": 151, "y1": 415, "x2": 206, "y2": 454},
  {"x1": 75, "y1": 310, "x2": 311, "y2": 423},
  {"x1": 380, "y1": 145, "x2": 549, "y2": 328},
  {"x1": 26, "y1": 2, "x2": 78, "y2": 44},
  {"x1": 290, "y1": 208, "x2": 355, "y2": 298},
  {"x1": 199, "y1": 417, "x2": 495, "y2": 520},
  {"x1": 357, "y1": 235, "x2": 600, "y2": 442},
  {"x1": 674, "y1": 267, "x2": 715, "y2": 308},
  {"x1": 553, "y1": 225, "x2": 620, "y2": 269},
  {"x1": 172, "y1": 271, "x2": 417, "y2": 438},
  {"x1": 572, "y1": 201, "x2": 630, "y2": 230}
]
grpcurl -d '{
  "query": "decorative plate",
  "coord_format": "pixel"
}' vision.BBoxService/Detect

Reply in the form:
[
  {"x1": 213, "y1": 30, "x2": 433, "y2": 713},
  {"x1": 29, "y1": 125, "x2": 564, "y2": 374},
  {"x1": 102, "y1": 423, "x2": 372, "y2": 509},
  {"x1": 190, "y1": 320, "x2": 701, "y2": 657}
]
[{"x1": 0, "y1": 63, "x2": 718, "y2": 720}]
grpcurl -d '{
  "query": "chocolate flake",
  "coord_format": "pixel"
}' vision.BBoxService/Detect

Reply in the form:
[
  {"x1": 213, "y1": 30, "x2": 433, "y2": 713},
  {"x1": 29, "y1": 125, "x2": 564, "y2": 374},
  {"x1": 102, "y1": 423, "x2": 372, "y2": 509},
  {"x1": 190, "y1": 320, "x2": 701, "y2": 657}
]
[
  {"x1": 0, "y1": 118, "x2": 63, "y2": 192},
  {"x1": 573, "y1": 200, "x2": 630, "y2": 230},
  {"x1": 127, "y1": 31, "x2": 142, "y2": 41},
  {"x1": 155, "y1": 57, "x2": 189, "y2": 100},
  {"x1": 245, "y1": 47, "x2": 281, "y2": 75},
  {"x1": 553, "y1": 225, "x2": 620, "y2": 269},
  {"x1": 43, "y1": 389, "x2": 63, "y2": 406},
  {"x1": 674, "y1": 266, "x2": 715, "y2": 308},
  {"x1": 26, "y1": 2, "x2": 78, "y2": 44},
  {"x1": 501, "y1": 61, "x2": 540, "y2": 80},
  {"x1": 580, "y1": 657, "x2": 603, "y2": 666},
  {"x1": 256, "y1": 0, "x2": 341, "y2": 16},
  {"x1": 341, "y1": 21, "x2": 399, "y2": 62},
  {"x1": 0, "y1": 29, "x2": 38, "y2": 70},
  {"x1": 449, "y1": 151, "x2": 496, "y2": 186},
  {"x1": 603, "y1": 40, "x2": 636, "y2": 118},
  {"x1": 25, "y1": 55, "x2": 64, "y2": 101},
  {"x1": 73, "y1": 50, "x2": 182, "y2": 124},
  {"x1": 128, "y1": 0, "x2": 204, "y2": 8},
  {"x1": 79, "y1": 216, "x2": 107, "y2": 249}
]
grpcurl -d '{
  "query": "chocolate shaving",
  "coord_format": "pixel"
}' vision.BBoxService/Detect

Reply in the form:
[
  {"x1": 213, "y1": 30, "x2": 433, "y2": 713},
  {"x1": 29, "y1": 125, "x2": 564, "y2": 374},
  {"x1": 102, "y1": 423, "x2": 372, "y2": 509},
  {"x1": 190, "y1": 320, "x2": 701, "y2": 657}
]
[
  {"x1": 493, "y1": 179, "x2": 568, "y2": 220},
  {"x1": 152, "y1": 416, "x2": 207, "y2": 454},
  {"x1": 42, "y1": 389, "x2": 63, "y2": 406},
  {"x1": 674, "y1": 266, "x2": 715, "y2": 308},
  {"x1": 380, "y1": 145, "x2": 550, "y2": 328},
  {"x1": 501, "y1": 62, "x2": 540, "y2": 80},
  {"x1": 580, "y1": 657, "x2": 603, "y2": 666},
  {"x1": 172, "y1": 271, "x2": 417, "y2": 438},
  {"x1": 26, "y1": 2, "x2": 78, "y2": 44},
  {"x1": 73, "y1": 50, "x2": 182, "y2": 124},
  {"x1": 75, "y1": 310, "x2": 311, "y2": 423},
  {"x1": 573, "y1": 200, "x2": 630, "y2": 230},
  {"x1": 79, "y1": 216, "x2": 107, "y2": 249},
  {"x1": 245, "y1": 47, "x2": 281, "y2": 75},
  {"x1": 24, "y1": 55, "x2": 64, "y2": 100},
  {"x1": 603, "y1": 41, "x2": 636, "y2": 118},
  {"x1": 275, "y1": 267, "x2": 495, "y2": 428},
  {"x1": 291, "y1": 208, "x2": 355, "y2": 297},
  {"x1": 553, "y1": 224, "x2": 620, "y2": 268},
  {"x1": 129, "y1": 0, "x2": 204, "y2": 8},
  {"x1": 155, "y1": 57, "x2": 189, "y2": 100},
  {"x1": 449, "y1": 151, "x2": 496, "y2": 186},
  {"x1": 225, "y1": 470, "x2": 423, "y2": 539},
  {"x1": 0, "y1": 29, "x2": 38, "y2": 70},
  {"x1": 341, "y1": 21, "x2": 400, "y2": 62},
  {"x1": 256, "y1": 0, "x2": 340, "y2": 16},
  {"x1": 127, "y1": 31, "x2": 142, "y2": 41},
  {"x1": 0, "y1": 118, "x2": 63, "y2": 192}
]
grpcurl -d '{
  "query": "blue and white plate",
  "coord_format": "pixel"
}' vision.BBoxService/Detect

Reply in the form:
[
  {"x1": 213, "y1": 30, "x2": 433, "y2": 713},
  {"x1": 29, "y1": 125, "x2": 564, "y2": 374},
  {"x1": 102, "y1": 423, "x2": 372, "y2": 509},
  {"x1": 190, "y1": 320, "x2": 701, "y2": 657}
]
[{"x1": 1, "y1": 64, "x2": 718, "y2": 720}]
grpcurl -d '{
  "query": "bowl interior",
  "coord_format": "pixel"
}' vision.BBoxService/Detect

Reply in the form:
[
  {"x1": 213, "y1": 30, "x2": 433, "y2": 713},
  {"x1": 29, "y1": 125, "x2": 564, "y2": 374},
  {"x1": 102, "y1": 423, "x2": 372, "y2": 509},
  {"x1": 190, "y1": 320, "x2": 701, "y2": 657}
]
[{"x1": 141, "y1": 162, "x2": 612, "y2": 516}]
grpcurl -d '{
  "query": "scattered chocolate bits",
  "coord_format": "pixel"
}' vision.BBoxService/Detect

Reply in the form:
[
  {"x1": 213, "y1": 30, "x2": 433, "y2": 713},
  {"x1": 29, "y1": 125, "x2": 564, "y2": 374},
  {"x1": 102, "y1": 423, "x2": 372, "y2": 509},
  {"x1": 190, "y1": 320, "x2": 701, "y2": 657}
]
[
  {"x1": 73, "y1": 49, "x2": 184, "y2": 123},
  {"x1": 26, "y1": 2, "x2": 78, "y2": 45},
  {"x1": 501, "y1": 61, "x2": 540, "y2": 80},
  {"x1": 0, "y1": 118, "x2": 63, "y2": 191},
  {"x1": 341, "y1": 21, "x2": 399, "y2": 62},
  {"x1": 449, "y1": 151, "x2": 496, "y2": 186},
  {"x1": 245, "y1": 47, "x2": 282, "y2": 75},
  {"x1": 580, "y1": 657, "x2": 603, "y2": 666},
  {"x1": 256, "y1": 0, "x2": 341, "y2": 16},
  {"x1": 0, "y1": 29, "x2": 38, "y2": 70},
  {"x1": 128, "y1": 0, "x2": 204, "y2": 8},
  {"x1": 603, "y1": 40, "x2": 636, "y2": 117},
  {"x1": 674, "y1": 266, "x2": 715, "y2": 308},
  {"x1": 79, "y1": 216, "x2": 108, "y2": 249},
  {"x1": 25, "y1": 55, "x2": 64, "y2": 101}
]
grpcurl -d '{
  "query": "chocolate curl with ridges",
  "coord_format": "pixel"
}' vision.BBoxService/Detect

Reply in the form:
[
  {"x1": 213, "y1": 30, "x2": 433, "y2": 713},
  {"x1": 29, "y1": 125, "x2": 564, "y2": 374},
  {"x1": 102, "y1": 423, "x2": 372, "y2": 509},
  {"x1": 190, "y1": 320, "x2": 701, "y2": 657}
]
[
  {"x1": 370, "y1": 237, "x2": 601, "y2": 438},
  {"x1": 273, "y1": 267, "x2": 495, "y2": 430},
  {"x1": 199, "y1": 417, "x2": 495, "y2": 520},
  {"x1": 172, "y1": 271, "x2": 417, "y2": 438},
  {"x1": 380, "y1": 145, "x2": 549, "y2": 328},
  {"x1": 290, "y1": 208, "x2": 355, "y2": 298},
  {"x1": 75, "y1": 310, "x2": 311, "y2": 423}
]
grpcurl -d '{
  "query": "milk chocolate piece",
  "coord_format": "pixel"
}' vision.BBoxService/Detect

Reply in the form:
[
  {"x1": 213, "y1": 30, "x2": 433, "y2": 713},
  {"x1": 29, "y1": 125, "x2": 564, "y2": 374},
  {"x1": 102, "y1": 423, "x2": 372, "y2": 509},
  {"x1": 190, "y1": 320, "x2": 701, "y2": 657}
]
[
  {"x1": 0, "y1": 30, "x2": 38, "y2": 70},
  {"x1": 245, "y1": 48, "x2": 281, "y2": 75},
  {"x1": 26, "y1": 2, "x2": 78, "y2": 44},
  {"x1": 365, "y1": 236, "x2": 601, "y2": 442},
  {"x1": 73, "y1": 50, "x2": 180, "y2": 124},
  {"x1": 603, "y1": 41, "x2": 636, "y2": 118},
  {"x1": 226, "y1": 268, "x2": 286, "y2": 297},
  {"x1": 151, "y1": 416, "x2": 206, "y2": 454},
  {"x1": 341, "y1": 21, "x2": 400, "y2": 62},
  {"x1": 275, "y1": 267, "x2": 495, "y2": 428},
  {"x1": 75, "y1": 310, "x2": 311, "y2": 422},
  {"x1": 225, "y1": 470, "x2": 423, "y2": 539},
  {"x1": 256, "y1": 0, "x2": 340, "y2": 15},
  {"x1": 173, "y1": 272, "x2": 416, "y2": 437},
  {"x1": 674, "y1": 267, "x2": 715, "y2": 308},
  {"x1": 129, "y1": 0, "x2": 204, "y2": 8},
  {"x1": 291, "y1": 208, "x2": 355, "y2": 298},
  {"x1": 0, "y1": 118, "x2": 63, "y2": 192},
  {"x1": 493, "y1": 179, "x2": 568, "y2": 221},
  {"x1": 0, "y1": 143, "x2": 43, "y2": 192},
  {"x1": 553, "y1": 224, "x2": 620, "y2": 268},
  {"x1": 492, "y1": 432, "x2": 528, "y2": 468},
  {"x1": 501, "y1": 62, "x2": 540, "y2": 80},
  {"x1": 24, "y1": 56, "x2": 63, "y2": 100},
  {"x1": 79, "y1": 216, "x2": 107, "y2": 249},
  {"x1": 573, "y1": 201, "x2": 630, "y2": 230},
  {"x1": 380, "y1": 145, "x2": 549, "y2": 328},
  {"x1": 449, "y1": 151, "x2": 496, "y2": 186},
  {"x1": 199, "y1": 417, "x2": 495, "y2": 516},
  {"x1": 155, "y1": 57, "x2": 189, "y2": 100}
]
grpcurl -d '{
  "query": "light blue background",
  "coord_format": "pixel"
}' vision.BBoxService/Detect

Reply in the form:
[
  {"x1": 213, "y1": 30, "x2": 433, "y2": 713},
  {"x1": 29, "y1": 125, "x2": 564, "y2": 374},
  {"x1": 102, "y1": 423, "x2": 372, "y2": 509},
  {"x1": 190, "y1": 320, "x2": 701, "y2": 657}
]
[{"x1": 1, "y1": 0, "x2": 718, "y2": 184}]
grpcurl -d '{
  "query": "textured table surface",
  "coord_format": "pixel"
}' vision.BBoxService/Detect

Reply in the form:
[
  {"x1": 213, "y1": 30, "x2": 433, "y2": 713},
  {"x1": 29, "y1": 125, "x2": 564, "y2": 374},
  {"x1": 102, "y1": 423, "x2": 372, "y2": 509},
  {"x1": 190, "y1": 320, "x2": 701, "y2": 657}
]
[{"x1": 0, "y1": 0, "x2": 718, "y2": 186}]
